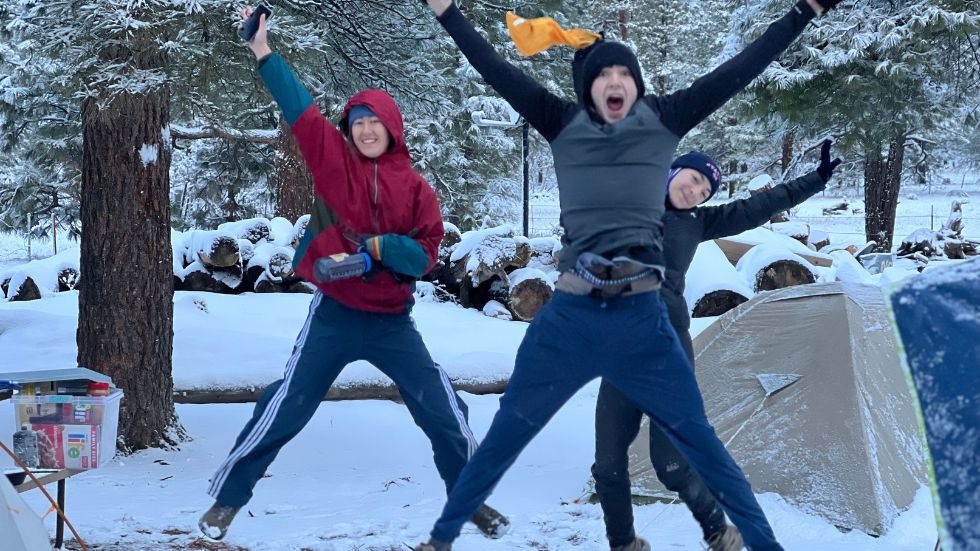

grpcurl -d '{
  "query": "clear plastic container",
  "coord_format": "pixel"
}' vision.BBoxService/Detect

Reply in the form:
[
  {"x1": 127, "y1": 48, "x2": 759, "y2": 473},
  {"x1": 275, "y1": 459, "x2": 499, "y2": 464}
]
[{"x1": 11, "y1": 389, "x2": 123, "y2": 470}]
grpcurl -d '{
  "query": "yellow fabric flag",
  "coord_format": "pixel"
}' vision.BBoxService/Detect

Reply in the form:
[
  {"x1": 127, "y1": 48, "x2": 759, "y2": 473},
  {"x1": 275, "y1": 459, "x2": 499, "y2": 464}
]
[{"x1": 506, "y1": 12, "x2": 601, "y2": 57}]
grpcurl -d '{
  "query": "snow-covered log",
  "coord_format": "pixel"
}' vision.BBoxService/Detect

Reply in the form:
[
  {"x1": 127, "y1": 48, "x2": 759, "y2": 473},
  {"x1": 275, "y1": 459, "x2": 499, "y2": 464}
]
[
  {"x1": 808, "y1": 230, "x2": 830, "y2": 251},
  {"x1": 57, "y1": 267, "x2": 80, "y2": 291},
  {"x1": 4, "y1": 276, "x2": 41, "y2": 301},
  {"x1": 185, "y1": 229, "x2": 241, "y2": 269},
  {"x1": 736, "y1": 243, "x2": 817, "y2": 292},
  {"x1": 770, "y1": 221, "x2": 810, "y2": 247},
  {"x1": 450, "y1": 226, "x2": 531, "y2": 287},
  {"x1": 218, "y1": 217, "x2": 273, "y2": 244},
  {"x1": 684, "y1": 241, "x2": 753, "y2": 318},
  {"x1": 178, "y1": 261, "x2": 238, "y2": 293},
  {"x1": 290, "y1": 215, "x2": 311, "y2": 248},
  {"x1": 821, "y1": 201, "x2": 849, "y2": 215},
  {"x1": 527, "y1": 236, "x2": 561, "y2": 272},
  {"x1": 507, "y1": 268, "x2": 554, "y2": 321},
  {"x1": 1, "y1": 248, "x2": 81, "y2": 301}
]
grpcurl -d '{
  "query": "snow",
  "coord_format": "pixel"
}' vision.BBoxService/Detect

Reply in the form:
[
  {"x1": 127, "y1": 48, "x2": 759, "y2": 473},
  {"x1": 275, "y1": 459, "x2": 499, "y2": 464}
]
[
  {"x1": 735, "y1": 242, "x2": 817, "y2": 280},
  {"x1": 0, "y1": 383, "x2": 939, "y2": 551},
  {"x1": 746, "y1": 173, "x2": 774, "y2": 191},
  {"x1": 138, "y1": 143, "x2": 158, "y2": 166},
  {"x1": 0, "y1": 292, "x2": 530, "y2": 391},
  {"x1": 218, "y1": 218, "x2": 273, "y2": 244},
  {"x1": 449, "y1": 225, "x2": 516, "y2": 263},
  {"x1": 684, "y1": 241, "x2": 754, "y2": 313},
  {"x1": 0, "y1": 247, "x2": 79, "y2": 301},
  {"x1": 508, "y1": 267, "x2": 554, "y2": 290},
  {"x1": 0, "y1": 196, "x2": 956, "y2": 550}
]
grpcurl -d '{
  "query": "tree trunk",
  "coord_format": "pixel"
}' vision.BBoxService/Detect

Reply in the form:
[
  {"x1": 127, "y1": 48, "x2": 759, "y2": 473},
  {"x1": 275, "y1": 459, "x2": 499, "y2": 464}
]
[
  {"x1": 77, "y1": 31, "x2": 182, "y2": 452},
  {"x1": 864, "y1": 135, "x2": 906, "y2": 253},
  {"x1": 273, "y1": 118, "x2": 314, "y2": 222},
  {"x1": 781, "y1": 131, "x2": 795, "y2": 173}
]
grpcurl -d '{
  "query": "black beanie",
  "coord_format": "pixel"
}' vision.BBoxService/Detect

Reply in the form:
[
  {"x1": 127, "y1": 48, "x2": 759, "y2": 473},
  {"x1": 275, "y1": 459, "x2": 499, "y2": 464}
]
[
  {"x1": 581, "y1": 41, "x2": 645, "y2": 107},
  {"x1": 671, "y1": 151, "x2": 723, "y2": 200}
]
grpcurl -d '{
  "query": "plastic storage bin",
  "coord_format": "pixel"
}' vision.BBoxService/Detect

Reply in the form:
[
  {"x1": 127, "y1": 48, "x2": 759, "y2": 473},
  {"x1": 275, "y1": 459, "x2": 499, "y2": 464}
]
[{"x1": 11, "y1": 389, "x2": 123, "y2": 470}]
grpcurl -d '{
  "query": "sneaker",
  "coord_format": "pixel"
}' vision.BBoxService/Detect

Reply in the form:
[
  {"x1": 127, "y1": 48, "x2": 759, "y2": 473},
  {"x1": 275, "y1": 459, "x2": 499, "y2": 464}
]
[
  {"x1": 612, "y1": 537, "x2": 651, "y2": 551},
  {"x1": 470, "y1": 503, "x2": 510, "y2": 538},
  {"x1": 198, "y1": 501, "x2": 241, "y2": 540},
  {"x1": 705, "y1": 525, "x2": 744, "y2": 551},
  {"x1": 414, "y1": 539, "x2": 452, "y2": 551}
]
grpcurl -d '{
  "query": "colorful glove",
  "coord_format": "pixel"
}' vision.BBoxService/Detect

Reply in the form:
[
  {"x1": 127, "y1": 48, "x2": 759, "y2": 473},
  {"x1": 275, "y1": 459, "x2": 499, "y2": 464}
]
[
  {"x1": 817, "y1": 139, "x2": 842, "y2": 183},
  {"x1": 362, "y1": 235, "x2": 385, "y2": 262}
]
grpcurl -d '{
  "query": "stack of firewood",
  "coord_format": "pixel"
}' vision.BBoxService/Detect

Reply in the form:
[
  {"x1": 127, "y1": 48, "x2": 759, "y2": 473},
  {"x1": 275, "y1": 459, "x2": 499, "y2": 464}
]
[
  {"x1": 173, "y1": 216, "x2": 313, "y2": 294},
  {"x1": 424, "y1": 224, "x2": 558, "y2": 321}
]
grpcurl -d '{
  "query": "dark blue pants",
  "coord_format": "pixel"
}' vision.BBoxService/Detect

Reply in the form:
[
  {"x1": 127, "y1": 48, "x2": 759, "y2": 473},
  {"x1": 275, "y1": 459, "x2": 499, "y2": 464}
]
[
  {"x1": 593, "y1": 331, "x2": 726, "y2": 546},
  {"x1": 429, "y1": 290, "x2": 782, "y2": 551},
  {"x1": 208, "y1": 292, "x2": 478, "y2": 508}
]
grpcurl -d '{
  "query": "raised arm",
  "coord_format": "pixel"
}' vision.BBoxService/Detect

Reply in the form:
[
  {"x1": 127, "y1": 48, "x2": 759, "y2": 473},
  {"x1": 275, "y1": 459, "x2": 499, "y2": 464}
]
[
  {"x1": 426, "y1": 0, "x2": 575, "y2": 142},
  {"x1": 652, "y1": 0, "x2": 831, "y2": 138},
  {"x1": 241, "y1": 7, "x2": 349, "y2": 204},
  {"x1": 698, "y1": 140, "x2": 841, "y2": 241}
]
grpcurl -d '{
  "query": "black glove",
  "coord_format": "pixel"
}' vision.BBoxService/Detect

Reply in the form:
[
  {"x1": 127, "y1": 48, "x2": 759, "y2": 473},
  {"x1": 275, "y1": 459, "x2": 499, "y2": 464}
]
[
  {"x1": 813, "y1": 0, "x2": 843, "y2": 13},
  {"x1": 817, "y1": 139, "x2": 842, "y2": 183}
]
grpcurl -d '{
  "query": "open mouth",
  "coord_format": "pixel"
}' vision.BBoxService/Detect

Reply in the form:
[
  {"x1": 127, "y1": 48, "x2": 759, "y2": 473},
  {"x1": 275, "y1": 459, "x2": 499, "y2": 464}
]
[{"x1": 606, "y1": 95, "x2": 624, "y2": 112}]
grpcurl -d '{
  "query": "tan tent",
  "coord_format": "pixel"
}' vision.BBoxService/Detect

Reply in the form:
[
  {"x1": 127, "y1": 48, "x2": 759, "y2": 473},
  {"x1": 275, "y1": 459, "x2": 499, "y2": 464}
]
[
  {"x1": 628, "y1": 282, "x2": 926, "y2": 535},
  {"x1": 1, "y1": 474, "x2": 54, "y2": 551}
]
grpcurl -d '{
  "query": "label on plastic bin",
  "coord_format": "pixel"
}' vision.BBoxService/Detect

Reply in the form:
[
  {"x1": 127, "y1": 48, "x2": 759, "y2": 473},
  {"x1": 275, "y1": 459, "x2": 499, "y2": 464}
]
[{"x1": 31, "y1": 424, "x2": 101, "y2": 470}]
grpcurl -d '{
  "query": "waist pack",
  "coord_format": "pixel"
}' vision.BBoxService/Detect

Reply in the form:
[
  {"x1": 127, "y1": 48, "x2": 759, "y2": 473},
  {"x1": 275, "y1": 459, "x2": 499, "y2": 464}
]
[{"x1": 556, "y1": 252, "x2": 662, "y2": 298}]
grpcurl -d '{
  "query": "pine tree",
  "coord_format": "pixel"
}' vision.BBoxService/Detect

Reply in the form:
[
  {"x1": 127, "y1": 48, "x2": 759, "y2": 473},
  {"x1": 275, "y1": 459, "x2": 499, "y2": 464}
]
[{"x1": 735, "y1": 0, "x2": 980, "y2": 250}]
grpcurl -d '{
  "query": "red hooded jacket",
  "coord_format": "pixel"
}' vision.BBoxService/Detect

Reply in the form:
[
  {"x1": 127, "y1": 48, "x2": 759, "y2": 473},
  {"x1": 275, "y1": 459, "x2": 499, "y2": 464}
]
[{"x1": 289, "y1": 89, "x2": 443, "y2": 313}]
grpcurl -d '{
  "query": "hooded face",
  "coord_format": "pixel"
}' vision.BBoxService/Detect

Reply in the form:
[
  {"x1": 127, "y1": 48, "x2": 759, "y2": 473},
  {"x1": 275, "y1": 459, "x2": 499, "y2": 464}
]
[
  {"x1": 350, "y1": 115, "x2": 390, "y2": 159},
  {"x1": 668, "y1": 168, "x2": 713, "y2": 209},
  {"x1": 589, "y1": 65, "x2": 638, "y2": 124},
  {"x1": 340, "y1": 90, "x2": 410, "y2": 163},
  {"x1": 577, "y1": 41, "x2": 646, "y2": 123}
]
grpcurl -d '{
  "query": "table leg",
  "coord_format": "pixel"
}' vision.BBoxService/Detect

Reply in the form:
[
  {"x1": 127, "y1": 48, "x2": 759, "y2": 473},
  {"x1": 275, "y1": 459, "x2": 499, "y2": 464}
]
[{"x1": 56, "y1": 479, "x2": 65, "y2": 548}]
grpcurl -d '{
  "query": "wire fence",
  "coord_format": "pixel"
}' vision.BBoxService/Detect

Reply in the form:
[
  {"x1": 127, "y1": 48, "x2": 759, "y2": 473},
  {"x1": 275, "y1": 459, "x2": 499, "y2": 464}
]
[{"x1": 528, "y1": 205, "x2": 980, "y2": 240}]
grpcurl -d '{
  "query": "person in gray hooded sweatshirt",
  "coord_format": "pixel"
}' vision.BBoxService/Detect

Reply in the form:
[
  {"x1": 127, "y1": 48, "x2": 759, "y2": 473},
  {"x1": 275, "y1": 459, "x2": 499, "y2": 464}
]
[
  {"x1": 592, "y1": 142, "x2": 841, "y2": 551},
  {"x1": 415, "y1": 1, "x2": 842, "y2": 549}
]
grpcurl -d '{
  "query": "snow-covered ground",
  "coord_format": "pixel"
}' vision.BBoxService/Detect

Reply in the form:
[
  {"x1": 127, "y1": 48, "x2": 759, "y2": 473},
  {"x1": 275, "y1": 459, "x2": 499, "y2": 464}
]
[
  {"x1": 0, "y1": 287, "x2": 938, "y2": 550},
  {"x1": 530, "y1": 187, "x2": 978, "y2": 247},
  {"x1": 0, "y1": 385, "x2": 938, "y2": 551},
  {"x1": 0, "y1": 189, "x2": 954, "y2": 550}
]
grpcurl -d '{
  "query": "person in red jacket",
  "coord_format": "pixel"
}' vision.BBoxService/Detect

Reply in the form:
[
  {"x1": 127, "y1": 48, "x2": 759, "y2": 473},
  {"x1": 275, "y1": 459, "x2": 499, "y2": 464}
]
[{"x1": 198, "y1": 7, "x2": 508, "y2": 541}]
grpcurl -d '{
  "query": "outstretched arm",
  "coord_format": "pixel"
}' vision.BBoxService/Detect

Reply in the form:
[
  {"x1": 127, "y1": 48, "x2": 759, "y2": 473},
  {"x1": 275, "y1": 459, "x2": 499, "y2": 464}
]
[
  {"x1": 241, "y1": 7, "x2": 350, "y2": 206},
  {"x1": 426, "y1": 0, "x2": 575, "y2": 142},
  {"x1": 698, "y1": 140, "x2": 841, "y2": 241},
  {"x1": 653, "y1": 0, "x2": 829, "y2": 138}
]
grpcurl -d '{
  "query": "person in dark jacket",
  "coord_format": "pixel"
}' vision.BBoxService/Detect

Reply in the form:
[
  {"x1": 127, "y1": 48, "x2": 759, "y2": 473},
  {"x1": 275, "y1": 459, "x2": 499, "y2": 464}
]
[
  {"x1": 592, "y1": 141, "x2": 842, "y2": 551},
  {"x1": 199, "y1": 7, "x2": 508, "y2": 541},
  {"x1": 415, "y1": 1, "x2": 841, "y2": 550}
]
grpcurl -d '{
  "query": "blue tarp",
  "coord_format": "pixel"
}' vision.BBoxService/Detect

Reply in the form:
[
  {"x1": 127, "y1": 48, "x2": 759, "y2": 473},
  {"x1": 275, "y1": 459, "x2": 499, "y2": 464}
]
[{"x1": 890, "y1": 258, "x2": 980, "y2": 551}]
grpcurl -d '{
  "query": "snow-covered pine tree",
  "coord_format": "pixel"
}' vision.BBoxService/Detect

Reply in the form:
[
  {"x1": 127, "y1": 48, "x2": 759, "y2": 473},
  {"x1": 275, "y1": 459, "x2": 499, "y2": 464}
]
[
  {"x1": 735, "y1": 0, "x2": 980, "y2": 250},
  {"x1": 4, "y1": 0, "x2": 197, "y2": 450}
]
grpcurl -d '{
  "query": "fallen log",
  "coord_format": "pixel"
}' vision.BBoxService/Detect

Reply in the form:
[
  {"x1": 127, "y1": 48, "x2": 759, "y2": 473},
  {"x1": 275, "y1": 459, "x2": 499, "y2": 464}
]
[
  {"x1": 6, "y1": 276, "x2": 41, "y2": 301},
  {"x1": 507, "y1": 268, "x2": 553, "y2": 321},
  {"x1": 57, "y1": 267, "x2": 80, "y2": 292},
  {"x1": 735, "y1": 243, "x2": 817, "y2": 292},
  {"x1": 173, "y1": 379, "x2": 508, "y2": 404}
]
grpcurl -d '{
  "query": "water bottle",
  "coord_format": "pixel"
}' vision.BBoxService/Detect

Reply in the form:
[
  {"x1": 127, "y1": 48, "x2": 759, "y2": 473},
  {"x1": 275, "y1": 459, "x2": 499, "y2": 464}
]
[
  {"x1": 12, "y1": 425, "x2": 39, "y2": 469},
  {"x1": 314, "y1": 252, "x2": 372, "y2": 283}
]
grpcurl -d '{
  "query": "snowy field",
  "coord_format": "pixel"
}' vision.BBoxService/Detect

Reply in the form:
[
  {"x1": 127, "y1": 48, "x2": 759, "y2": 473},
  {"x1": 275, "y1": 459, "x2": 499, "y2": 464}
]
[
  {"x1": 530, "y1": 186, "x2": 978, "y2": 246},
  {"x1": 0, "y1": 185, "x2": 960, "y2": 550},
  {"x1": 0, "y1": 287, "x2": 940, "y2": 550},
  {"x1": 0, "y1": 384, "x2": 938, "y2": 551}
]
